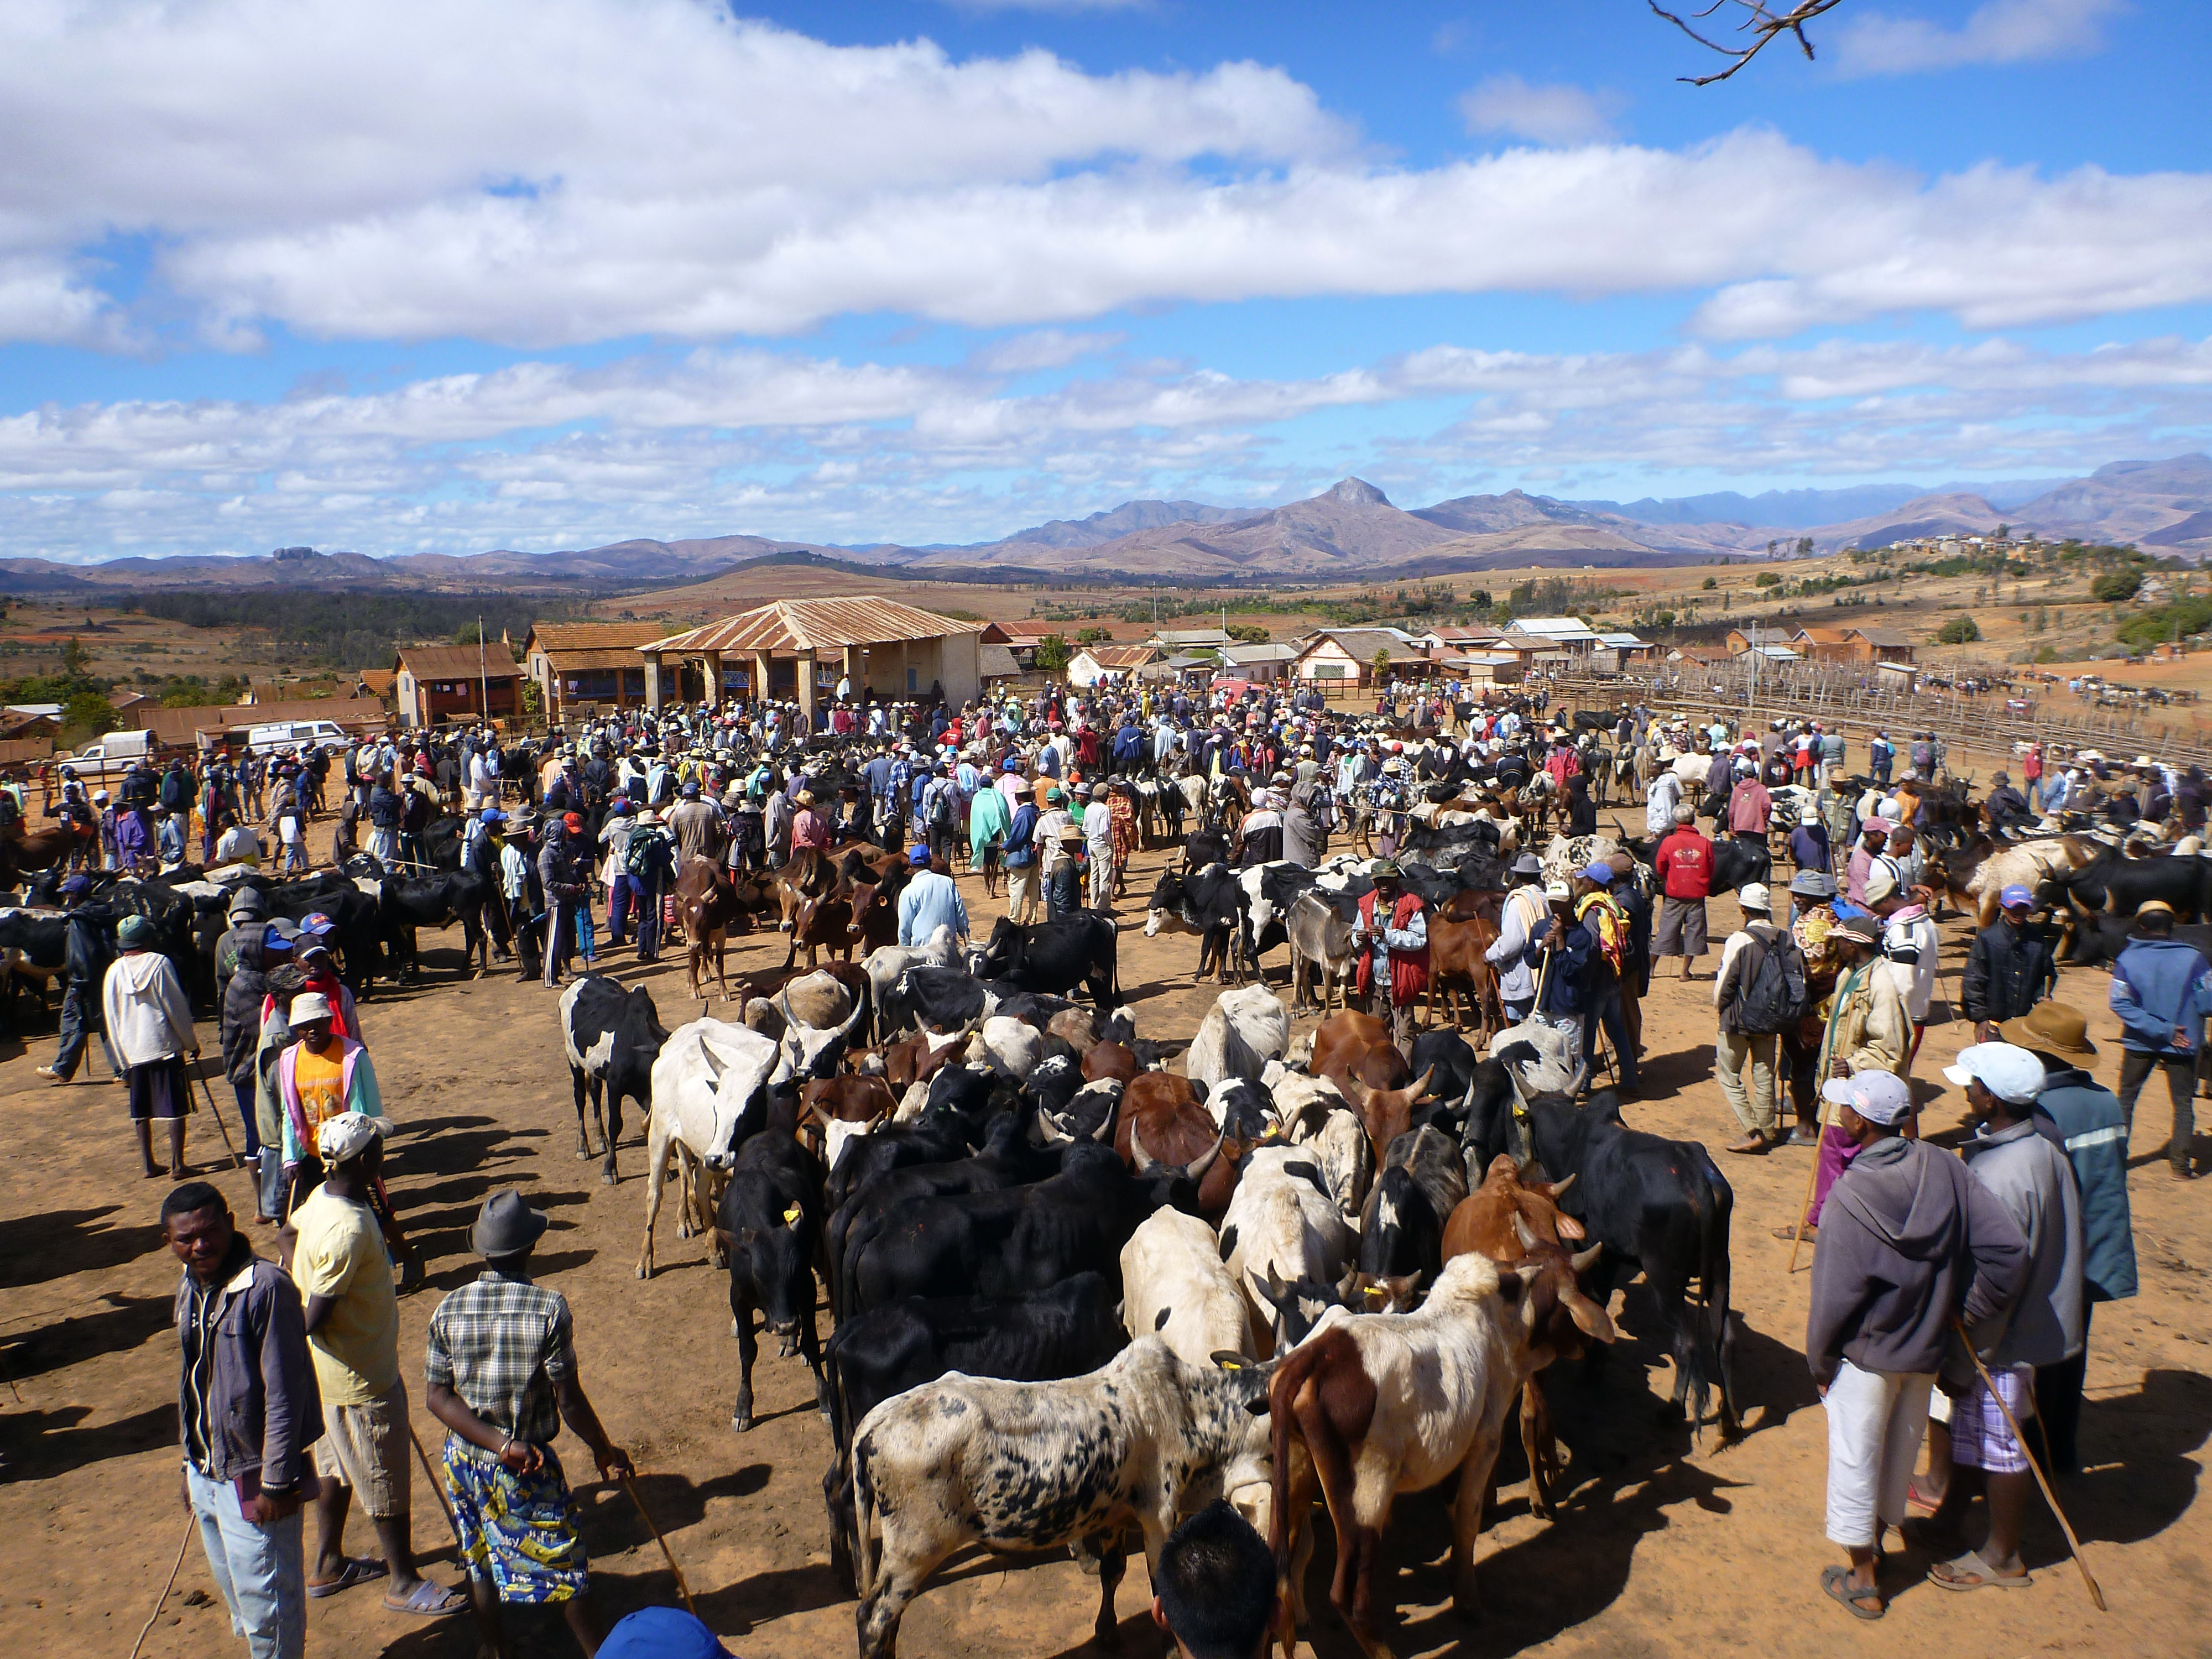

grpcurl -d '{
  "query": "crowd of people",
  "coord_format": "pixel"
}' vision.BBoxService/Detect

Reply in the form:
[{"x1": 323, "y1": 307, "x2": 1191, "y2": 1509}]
[{"x1": 80, "y1": 671, "x2": 2205, "y2": 1651}]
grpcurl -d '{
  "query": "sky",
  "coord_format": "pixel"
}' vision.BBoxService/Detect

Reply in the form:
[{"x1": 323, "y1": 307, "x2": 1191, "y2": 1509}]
[{"x1": 3, "y1": 0, "x2": 2210, "y2": 562}]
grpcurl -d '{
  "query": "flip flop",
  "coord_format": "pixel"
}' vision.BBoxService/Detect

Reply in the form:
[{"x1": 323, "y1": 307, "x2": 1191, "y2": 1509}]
[
  {"x1": 309, "y1": 1557, "x2": 389, "y2": 1598},
  {"x1": 384, "y1": 1579, "x2": 466, "y2": 1617},
  {"x1": 1928, "y1": 1550, "x2": 2031, "y2": 1591},
  {"x1": 1820, "y1": 1564, "x2": 1885, "y2": 1620}
]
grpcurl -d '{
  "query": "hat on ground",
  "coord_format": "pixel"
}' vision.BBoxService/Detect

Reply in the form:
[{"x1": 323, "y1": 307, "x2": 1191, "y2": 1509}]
[
  {"x1": 1998, "y1": 884, "x2": 2034, "y2": 909},
  {"x1": 290, "y1": 990, "x2": 333, "y2": 1025},
  {"x1": 1998, "y1": 1000, "x2": 2096, "y2": 1060},
  {"x1": 1582, "y1": 860, "x2": 1615, "y2": 884},
  {"x1": 1944, "y1": 1042, "x2": 2047, "y2": 1105},
  {"x1": 1788, "y1": 870, "x2": 1836, "y2": 899},
  {"x1": 316, "y1": 1111, "x2": 390, "y2": 1165},
  {"x1": 472, "y1": 1189, "x2": 549, "y2": 1258},
  {"x1": 1820, "y1": 1068, "x2": 1913, "y2": 1125},
  {"x1": 117, "y1": 914, "x2": 155, "y2": 948},
  {"x1": 909, "y1": 844, "x2": 932, "y2": 868},
  {"x1": 598, "y1": 1608, "x2": 733, "y2": 1659},
  {"x1": 1738, "y1": 882, "x2": 1770, "y2": 912}
]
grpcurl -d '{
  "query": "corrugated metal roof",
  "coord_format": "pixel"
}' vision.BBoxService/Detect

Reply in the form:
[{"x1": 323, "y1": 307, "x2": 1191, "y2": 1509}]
[
  {"x1": 543, "y1": 648, "x2": 648, "y2": 671},
  {"x1": 1082, "y1": 644, "x2": 1162, "y2": 668},
  {"x1": 395, "y1": 645, "x2": 525, "y2": 679},
  {"x1": 643, "y1": 597, "x2": 979, "y2": 655},
  {"x1": 1848, "y1": 627, "x2": 1915, "y2": 647},
  {"x1": 528, "y1": 622, "x2": 670, "y2": 655}
]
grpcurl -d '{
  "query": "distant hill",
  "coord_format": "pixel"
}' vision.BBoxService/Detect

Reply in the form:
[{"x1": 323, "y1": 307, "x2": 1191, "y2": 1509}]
[{"x1": 3, "y1": 453, "x2": 2208, "y2": 593}]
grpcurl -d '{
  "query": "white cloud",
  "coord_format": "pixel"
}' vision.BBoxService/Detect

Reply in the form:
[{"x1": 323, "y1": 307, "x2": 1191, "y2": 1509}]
[
  {"x1": 3, "y1": 330, "x2": 2207, "y2": 560},
  {"x1": 0, "y1": 3, "x2": 2201, "y2": 348},
  {"x1": 1835, "y1": 0, "x2": 2127, "y2": 76},
  {"x1": 1457, "y1": 74, "x2": 1621, "y2": 145}
]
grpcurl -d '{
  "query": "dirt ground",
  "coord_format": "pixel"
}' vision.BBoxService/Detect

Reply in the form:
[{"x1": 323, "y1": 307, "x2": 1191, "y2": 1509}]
[{"x1": 5, "y1": 828, "x2": 2211, "y2": 1659}]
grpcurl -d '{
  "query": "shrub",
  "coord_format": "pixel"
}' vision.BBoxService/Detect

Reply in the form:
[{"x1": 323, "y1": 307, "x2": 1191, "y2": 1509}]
[
  {"x1": 1935, "y1": 614, "x2": 1981, "y2": 645},
  {"x1": 1754, "y1": 572, "x2": 1781, "y2": 588},
  {"x1": 2090, "y1": 570, "x2": 2142, "y2": 603}
]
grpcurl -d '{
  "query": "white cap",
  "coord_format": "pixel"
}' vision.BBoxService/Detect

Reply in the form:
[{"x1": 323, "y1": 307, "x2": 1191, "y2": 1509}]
[
  {"x1": 291, "y1": 991, "x2": 333, "y2": 1024},
  {"x1": 1738, "y1": 882, "x2": 1770, "y2": 912},
  {"x1": 316, "y1": 1110, "x2": 389, "y2": 1163},
  {"x1": 1820, "y1": 1069, "x2": 1913, "y2": 1125},
  {"x1": 1943, "y1": 1042, "x2": 2047, "y2": 1106}
]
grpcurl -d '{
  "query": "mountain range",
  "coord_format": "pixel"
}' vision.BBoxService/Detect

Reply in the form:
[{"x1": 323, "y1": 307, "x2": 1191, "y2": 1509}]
[{"x1": 6, "y1": 454, "x2": 2208, "y2": 595}]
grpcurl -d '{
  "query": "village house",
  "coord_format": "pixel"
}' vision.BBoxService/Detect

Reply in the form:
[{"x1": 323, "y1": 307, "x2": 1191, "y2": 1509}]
[
  {"x1": 1220, "y1": 640, "x2": 1299, "y2": 683},
  {"x1": 1065, "y1": 642, "x2": 1164, "y2": 688},
  {"x1": 1512, "y1": 616, "x2": 1604, "y2": 655},
  {"x1": 523, "y1": 621, "x2": 666, "y2": 721},
  {"x1": 1289, "y1": 627, "x2": 1421, "y2": 687},
  {"x1": 393, "y1": 644, "x2": 525, "y2": 730}
]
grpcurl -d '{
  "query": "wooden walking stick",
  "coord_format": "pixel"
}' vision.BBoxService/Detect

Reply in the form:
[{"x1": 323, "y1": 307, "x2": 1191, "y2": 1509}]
[
  {"x1": 407, "y1": 1423, "x2": 465, "y2": 1553},
  {"x1": 190, "y1": 1059, "x2": 247, "y2": 1172},
  {"x1": 128, "y1": 1515, "x2": 196, "y2": 1659},
  {"x1": 1785, "y1": 1121, "x2": 1823, "y2": 1275},
  {"x1": 1952, "y1": 1318, "x2": 2107, "y2": 1611},
  {"x1": 622, "y1": 1473, "x2": 698, "y2": 1615}
]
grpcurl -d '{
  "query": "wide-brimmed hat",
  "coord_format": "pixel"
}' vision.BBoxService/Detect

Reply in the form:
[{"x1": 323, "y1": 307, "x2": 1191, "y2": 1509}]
[
  {"x1": 1999, "y1": 1000, "x2": 2096, "y2": 1060},
  {"x1": 472, "y1": 1189, "x2": 549, "y2": 1258}
]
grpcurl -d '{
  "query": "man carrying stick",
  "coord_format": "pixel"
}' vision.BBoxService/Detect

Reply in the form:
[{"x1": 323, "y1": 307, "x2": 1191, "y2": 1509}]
[
  {"x1": 1805, "y1": 1071, "x2": 2026, "y2": 1621},
  {"x1": 425, "y1": 1189, "x2": 634, "y2": 1656}
]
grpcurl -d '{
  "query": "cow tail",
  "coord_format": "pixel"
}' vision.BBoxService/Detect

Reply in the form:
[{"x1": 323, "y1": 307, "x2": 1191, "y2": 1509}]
[
  {"x1": 1266, "y1": 1347, "x2": 1312, "y2": 1582},
  {"x1": 853, "y1": 1431, "x2": 882, "y2": 1599}
]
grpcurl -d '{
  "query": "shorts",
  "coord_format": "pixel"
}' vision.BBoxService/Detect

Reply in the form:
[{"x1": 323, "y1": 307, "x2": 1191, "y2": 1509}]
[
  {"x1": 1653, "y1": 896, "x2": 1708, "y2": 957},
  {"x1": 127, "y1": 1058, "x2": 192, "y2": 1121},
  {"x1": 314, "y1": 1380, "x2": 411, "y2": 1519},
  {"x1": 1949, "y1": 1363, "x2": 2035, "y2": 1475}
]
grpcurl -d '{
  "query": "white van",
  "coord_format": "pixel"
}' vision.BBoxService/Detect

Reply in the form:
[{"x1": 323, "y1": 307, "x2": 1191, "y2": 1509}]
[{"x1": 243, "y1": 719, "x2": 352, "y2": 756}]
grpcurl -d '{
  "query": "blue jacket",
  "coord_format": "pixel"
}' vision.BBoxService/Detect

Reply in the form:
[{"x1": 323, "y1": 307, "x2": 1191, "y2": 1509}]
[
  {"x1": 1523, "y1": 916, "x2": 1600, "y2": 1018},
  {"x1": 2109, "y1": 936, "x2": 2212, "y2": 1056},
  {"x1": 2031, "y1": 1065, "x2": 2138, "y2": 1302}
]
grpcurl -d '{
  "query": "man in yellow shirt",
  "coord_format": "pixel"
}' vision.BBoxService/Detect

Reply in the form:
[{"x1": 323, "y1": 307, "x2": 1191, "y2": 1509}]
[{"x1": 288, "y1": 1112, "x2": 462, "y2": 1617}]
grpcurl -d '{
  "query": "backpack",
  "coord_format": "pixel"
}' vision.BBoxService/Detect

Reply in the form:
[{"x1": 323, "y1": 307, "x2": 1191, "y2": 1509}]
[
  {"x1": 928, "y1": 782, "x2": 956, "y2": 830},
  {"x1": 1910, "y1": 740, "x2": 1933, "y2": 769},
  {"x1": 625, "y1": 825, "x2": 667, "y2": 877},
  {"x1": 1731, "y1": 933, "x2": 1807, "y2": 1035}
]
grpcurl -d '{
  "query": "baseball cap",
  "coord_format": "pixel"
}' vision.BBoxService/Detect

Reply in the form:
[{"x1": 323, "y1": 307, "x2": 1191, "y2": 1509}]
[
  {"x1": 598, "y1": 1608, "x2": 733, "y2": 1659},
  {"x1": 1581, "y1": 860, "x2": 1615, "y2": 884},
  {"x1": 1545, "y1": 880, "x2": 1572, "y2": 902},
  {"x1": 316, "y1": 1111, "x2": 389, "y2": 1164},
  {"x1": 1820, "y1": 1069, "x2": 1913, "y2": 1125},
  {"x1": 909, "y1": 844, "x2": 932, "y2": 868},
  {"x1": 1738, "y1": 882, "x2": 1770, "y2": 912},
  {"x1": 1999, "y1": 884, "x2": 2033, "y2": 909},
  {"x1": 1862, "y1": 861, "x2": 1898, "y2": 904},
  {"x1": 1834, "y1": 915, "x2": 1881, "y2": 945},
  {"x1": 1943, "y1": 1042, "x2": 2047, "y2": 1105},
  {"x1": 563, "y1": 812, "x2": 583, "y2": 832}
]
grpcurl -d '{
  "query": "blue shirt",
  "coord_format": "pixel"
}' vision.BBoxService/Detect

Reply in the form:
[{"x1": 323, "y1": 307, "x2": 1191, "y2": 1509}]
[{"x1": 898, "y1": 870, "x2": 969, "y2": 946}]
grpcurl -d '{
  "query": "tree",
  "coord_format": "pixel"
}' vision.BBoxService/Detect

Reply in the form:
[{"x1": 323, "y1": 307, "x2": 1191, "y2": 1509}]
[
  {"x1": 60, "y1": 691, "x2": 117, "y2": 742},
  {"x1": 1936, "y1": 614, "x2": 1981, "y2": 645},
  {"x1": 453, "y1": 622, "x2": 486, "y2": 646},
  {"x1": 1794, "y1": 536, "x2": 1815, "y2": 557},
  {"x1": 59, "y1": 635, "x2": 92, "y2": 677},
  {"x1": 1371, "y1": 649, "x2": 1392, "y2": 682},
  {"x1": 1755, "y1": 572, "x2": 1781, "y2": 588},
  {"x1": 1226, "y1": 623, "x2": 1270, "y2": 644},
  {"x1": 1701, "y1": 576, "x2": 1717, "y2": 590},
  {"x1": 1075, "y1": 626, "x2": 1113, "y2": 644},
  {"x1": 2090, "y1": 570, "x2": 2142, "y2": 604},
  {"x1": 1651, "y1": 0, "x2": 1846, "y2": 85},
  {"x1": 1035, "y1": 633, "x2": 1071, "y2": 671}
]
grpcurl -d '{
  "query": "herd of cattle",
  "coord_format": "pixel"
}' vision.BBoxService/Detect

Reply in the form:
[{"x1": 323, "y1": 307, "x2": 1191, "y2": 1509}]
[{"x1": 564, "y1": 859, "x2": 1738, "y2": 1657}]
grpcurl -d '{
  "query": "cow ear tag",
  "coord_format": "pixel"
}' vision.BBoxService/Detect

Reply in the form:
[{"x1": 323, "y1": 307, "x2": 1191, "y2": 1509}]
[{"x1": 782, "y1": 1203, "x2": 803, "y2": 1227}]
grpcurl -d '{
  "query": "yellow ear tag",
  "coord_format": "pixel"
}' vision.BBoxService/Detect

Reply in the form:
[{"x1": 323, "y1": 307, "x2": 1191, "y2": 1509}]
[
  {"x1": 1217, "y1": 1359, "x2": 1240, "y2": 1370},
  {"x1": 782, "y1": 1203, "x2": 802, "y2": 1227},
  {"x1": 1363, "y1": 1285, "x2": 1387, "y2": 1300}
]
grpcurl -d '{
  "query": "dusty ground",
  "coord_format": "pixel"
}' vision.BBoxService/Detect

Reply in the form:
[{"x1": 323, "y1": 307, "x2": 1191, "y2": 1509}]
[{"x1": 5, "y1": 830, "x2": 2211, "y2": 1659}]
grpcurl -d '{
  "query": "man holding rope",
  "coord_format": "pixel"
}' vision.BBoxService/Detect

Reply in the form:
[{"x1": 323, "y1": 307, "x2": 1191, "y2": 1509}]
[{"x1": 425, "y1": 1189, "x2": 634, "y2": 1657}]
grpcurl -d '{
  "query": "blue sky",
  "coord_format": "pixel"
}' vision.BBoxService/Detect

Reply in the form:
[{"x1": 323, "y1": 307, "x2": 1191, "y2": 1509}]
[{"x1": 1, "y1": 0, "x2": 2208, "y2": 561}]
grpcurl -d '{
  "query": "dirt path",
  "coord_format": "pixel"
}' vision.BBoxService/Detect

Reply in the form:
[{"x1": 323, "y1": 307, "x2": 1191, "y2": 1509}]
[{"x1": 4, "y1": 836, "x2": 2210, "y2": 1659}]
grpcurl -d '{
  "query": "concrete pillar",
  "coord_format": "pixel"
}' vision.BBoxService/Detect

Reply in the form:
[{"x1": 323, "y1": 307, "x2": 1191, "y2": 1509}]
[
  {"x1": 643, "y1": 651, "x2": 664, "y2": 711},
  {"x1": 842, "y1": 644, "x2": 860, "y2": 697},
  {"x1": 753, "y1": 650, "x2": 773, "y2": 714},
  {"x1": 796, "y1": 651, "x2": 818, "y2": 731},
  {"x1": 703, "y1": 650, "x2": 723, "y2": 711}
]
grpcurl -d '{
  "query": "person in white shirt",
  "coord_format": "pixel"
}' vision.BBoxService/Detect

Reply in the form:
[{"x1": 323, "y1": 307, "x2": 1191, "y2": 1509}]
[
  {"x1": 1646, "y1": 768, "x2": 1683, "y2": 841},
  {"x1": 1864, "y1": 862, "x2": 1940, "y2": 1074}
]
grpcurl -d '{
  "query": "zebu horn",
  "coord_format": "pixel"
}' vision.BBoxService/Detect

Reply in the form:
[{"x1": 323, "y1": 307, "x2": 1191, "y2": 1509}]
[
  {"x1": 1186, "y1": 1130, "x2": 1225, "y2": 1181},
  {"x1": 1129, "y1": 1120, "x2": 1159, "y2": 1174}
]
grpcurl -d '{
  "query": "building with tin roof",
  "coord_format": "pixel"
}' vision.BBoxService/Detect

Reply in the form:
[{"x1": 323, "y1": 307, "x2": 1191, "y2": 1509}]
[{"x1": 639, "y1": 596, "x2": 981, "y2": 719}]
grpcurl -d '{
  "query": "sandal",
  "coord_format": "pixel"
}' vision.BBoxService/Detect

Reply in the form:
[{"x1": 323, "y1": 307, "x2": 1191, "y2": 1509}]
[
  {"x1": 1820, "y1": 1564, "x2": 1885, "y2": 1620},
  {"x1": 309, "y1": 1557, "x2": 390, "y2": 1598},
  {"x1": 384, "y1": 1578, "x2": 466, "y2": 1616},
  {"x1": 1928, "y1": 1550, "x2": 2031, "y2": 1591},
  {"x1": 1724, "y1": 1136, "x2": 1772, "y2": 1156},
  {"x1": 1771, "y1": 1222, "x2": 1815, "y2": 1242},
  {"x1": 1905, "y1": 1477, "x2": 1945, "y2": 1517}
]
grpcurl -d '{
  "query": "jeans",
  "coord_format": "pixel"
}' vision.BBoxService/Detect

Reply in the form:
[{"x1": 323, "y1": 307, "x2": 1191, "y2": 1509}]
[
  {"x1": 2116, "y1": 1049, "x2": 2197, "y2": 1173},
  {"x1": 1715, "y1": 1029, "x2": 1778, "y2": 1136},
  {"x1": 1586, "y1": 988, "x2": 1638, "y2": 1089},
  {"x1": 53, "y1": 982, "x2": 116, "y2": 1080},
  {"x1": 634, "y1": 879, "x2": 662, "y2": 962},
  {"x1": 186, "y1": 1464, "x2": 306, "y2": 1659},
  {"x1": 607, "y1": 873, "x2": 637, "y2": 945},
  {"x1": 233, "y1": 1078, "x2": 261, "y2": 1161}
]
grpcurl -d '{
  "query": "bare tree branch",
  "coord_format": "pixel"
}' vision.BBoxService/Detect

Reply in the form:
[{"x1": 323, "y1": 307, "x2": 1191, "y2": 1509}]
[{"x1": 1649, "y1": 0, "x2": 1846, "y2": 85}]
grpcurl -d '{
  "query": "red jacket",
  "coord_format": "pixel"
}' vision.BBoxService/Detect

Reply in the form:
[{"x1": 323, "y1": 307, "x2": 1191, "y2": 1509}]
[
  {"x1": 1355, "y1": 889, "x2": 1430, "y2": 1003},
  {"x1": 1655, "y1": 826, "x2": 1713, "y2": 899}
]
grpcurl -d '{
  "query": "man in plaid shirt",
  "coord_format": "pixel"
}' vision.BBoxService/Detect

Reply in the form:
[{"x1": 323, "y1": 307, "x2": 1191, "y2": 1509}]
[{"x1": 425, "y1": 1190, "x2": 632, "y2": 1657}]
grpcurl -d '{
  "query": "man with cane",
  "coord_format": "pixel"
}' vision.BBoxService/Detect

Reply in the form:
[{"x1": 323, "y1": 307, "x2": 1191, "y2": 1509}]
[
  {"x1": 1805, "y1": 1070, "x2": 2026, "y2": 1620},
  {"x1": 425, "y1": 1190, "x2": 634, "y2": 1657}
]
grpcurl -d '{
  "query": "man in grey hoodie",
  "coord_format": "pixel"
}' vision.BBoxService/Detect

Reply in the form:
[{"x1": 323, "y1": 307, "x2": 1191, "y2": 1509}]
[
  {"x1": 1806, "y1": 1070, "x2": 2027, "y2": 1621},
  {"x1": 1918, "y1": 1042, "x2": 2085, "y2": 1592}
]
